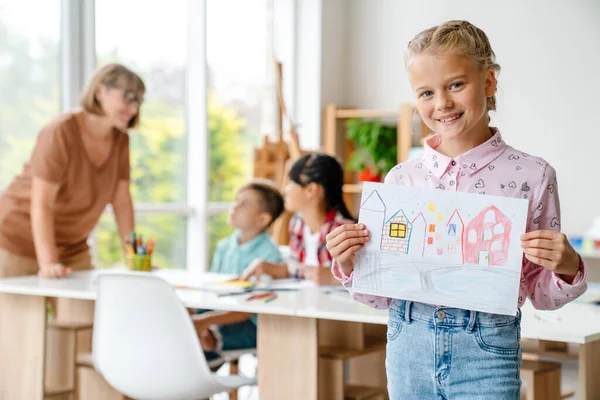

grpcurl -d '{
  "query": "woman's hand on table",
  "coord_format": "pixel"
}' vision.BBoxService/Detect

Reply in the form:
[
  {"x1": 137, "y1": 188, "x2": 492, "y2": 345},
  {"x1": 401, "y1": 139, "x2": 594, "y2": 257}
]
[{"x1": 38, "y1": 263, "x2": 71, "y2": 279}]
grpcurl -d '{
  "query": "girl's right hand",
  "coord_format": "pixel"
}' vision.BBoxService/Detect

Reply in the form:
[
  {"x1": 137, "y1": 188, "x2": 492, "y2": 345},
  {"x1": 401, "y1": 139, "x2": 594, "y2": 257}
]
[
  {"x1": 325, "y1": 223, "x2": 370, "y2": 275},
  {"x1": 38, "y1": 262, "x2": 71, "y2": 279}
]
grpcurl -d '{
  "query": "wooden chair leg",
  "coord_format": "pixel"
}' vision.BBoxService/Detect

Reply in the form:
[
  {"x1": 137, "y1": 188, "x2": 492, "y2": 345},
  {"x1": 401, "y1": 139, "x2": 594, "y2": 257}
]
[{"x1": 229, "y1": 359, "x2": 239, "y2": 400}]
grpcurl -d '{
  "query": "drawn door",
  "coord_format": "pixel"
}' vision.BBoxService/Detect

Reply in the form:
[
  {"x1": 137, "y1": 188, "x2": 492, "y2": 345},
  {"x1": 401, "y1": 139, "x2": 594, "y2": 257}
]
[{"x1": 478, "y1": 250, "x2": 489, "y2": 266}]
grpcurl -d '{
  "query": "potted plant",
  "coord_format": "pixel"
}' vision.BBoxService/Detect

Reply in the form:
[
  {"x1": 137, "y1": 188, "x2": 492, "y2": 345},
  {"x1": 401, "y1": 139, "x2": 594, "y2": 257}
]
[{"x1": 345, "y1": 118, "x2": 398, "y2": 182}]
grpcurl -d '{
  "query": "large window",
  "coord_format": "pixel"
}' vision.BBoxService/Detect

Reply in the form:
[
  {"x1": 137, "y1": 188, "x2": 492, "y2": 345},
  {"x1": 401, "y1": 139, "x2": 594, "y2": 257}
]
[
  {"x1": 0, "y1": 0, "x2": 279, "y2": 271},
  {"x1": 0, "y1": 0, "x2": 61, "y2": 187},
  {"x1": 94, "y1": 0, "x2": 188, "y2": 268},
  {"x1": 205, "y1": 0, "x2": 275, "y2": 260},
  {"x1": 206, "y1": 0, "x2": 275, "y2": 261}
]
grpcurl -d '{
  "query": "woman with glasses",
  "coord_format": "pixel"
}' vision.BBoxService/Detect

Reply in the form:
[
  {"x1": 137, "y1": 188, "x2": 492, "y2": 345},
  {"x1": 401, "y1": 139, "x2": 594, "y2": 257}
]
[{"x1": 0, "y1": 63, "x2": 144, "y2": 279}]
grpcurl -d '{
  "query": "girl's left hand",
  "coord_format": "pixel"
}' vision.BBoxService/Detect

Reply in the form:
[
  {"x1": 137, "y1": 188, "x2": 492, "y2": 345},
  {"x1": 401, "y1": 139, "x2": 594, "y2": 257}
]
[
  {"x1": 297, "y1": 264, "x2": 340, "y2": 286},
  {"x1": 521, "y1": 230, "x2": 580, "y2": 280}
]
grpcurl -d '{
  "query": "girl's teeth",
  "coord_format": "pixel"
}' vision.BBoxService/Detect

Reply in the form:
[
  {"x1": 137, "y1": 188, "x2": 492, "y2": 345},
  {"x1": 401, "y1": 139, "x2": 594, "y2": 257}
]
[{"x1": 440, "y1": 114, "x2": 460, "y2": 122}]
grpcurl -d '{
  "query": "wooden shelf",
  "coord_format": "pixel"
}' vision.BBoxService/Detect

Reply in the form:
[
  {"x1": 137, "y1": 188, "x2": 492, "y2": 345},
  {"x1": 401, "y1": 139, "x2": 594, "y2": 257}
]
[
  {"x1": 335, "y1": 109, "x2": 398, "y2": 119},
  {"x1": 319, "y1": 336, "x2": 386, "y2": 360},
  {"x1": 47, "y1": 320, "x2": 93, "y2": 331},
  {"x1": 44, "y1": 385, "x2": 72, "y2": 397},
  {"x1": 324, "y1": 103, "x2": 431, "y2": 216},
  {"x1": 344, "y1": 384, "x2": 387, "y2": 400},
  {"x1": 522, "y1": 350, "x2": 579, "y2": 361}
]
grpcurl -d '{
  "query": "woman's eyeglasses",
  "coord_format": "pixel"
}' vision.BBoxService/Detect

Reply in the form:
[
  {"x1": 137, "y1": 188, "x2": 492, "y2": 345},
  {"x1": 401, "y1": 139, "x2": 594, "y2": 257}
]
[{"x1": 109, "y1": 86, "x2": 144, "y2": 105}]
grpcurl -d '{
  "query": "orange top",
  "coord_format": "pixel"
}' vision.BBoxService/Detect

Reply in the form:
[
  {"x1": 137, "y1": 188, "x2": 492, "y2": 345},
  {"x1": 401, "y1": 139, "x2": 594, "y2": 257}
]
[{"x1": 0, "y1": 111, "x2": 130, "y2": 260}]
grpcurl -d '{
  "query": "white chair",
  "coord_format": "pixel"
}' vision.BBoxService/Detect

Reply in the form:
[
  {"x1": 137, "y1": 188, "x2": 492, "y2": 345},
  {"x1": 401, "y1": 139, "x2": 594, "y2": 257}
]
[{"x1": 92, "y1": 273, "x2": 256, "y2": 400}]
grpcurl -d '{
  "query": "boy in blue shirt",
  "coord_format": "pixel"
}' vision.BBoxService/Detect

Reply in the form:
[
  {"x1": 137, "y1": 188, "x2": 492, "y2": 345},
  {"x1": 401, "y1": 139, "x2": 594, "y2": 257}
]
[{"x1": 192, "y1": 179, "x2": 284, "y2": 361}]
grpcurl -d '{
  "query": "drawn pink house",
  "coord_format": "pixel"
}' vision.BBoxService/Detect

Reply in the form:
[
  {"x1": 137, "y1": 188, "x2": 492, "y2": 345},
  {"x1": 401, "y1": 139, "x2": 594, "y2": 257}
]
[{"x1": 463, "y1": 205, "x2": 511, "y2": 266}]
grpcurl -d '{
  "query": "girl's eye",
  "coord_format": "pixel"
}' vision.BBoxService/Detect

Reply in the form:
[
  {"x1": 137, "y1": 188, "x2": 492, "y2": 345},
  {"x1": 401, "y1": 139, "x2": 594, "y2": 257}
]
[
  {"x1": 420, "y1": 90, "x2": 433, "y2": 98},
  {"x1": 450, "y1": 82, "x2": 464, "y2": 90}
]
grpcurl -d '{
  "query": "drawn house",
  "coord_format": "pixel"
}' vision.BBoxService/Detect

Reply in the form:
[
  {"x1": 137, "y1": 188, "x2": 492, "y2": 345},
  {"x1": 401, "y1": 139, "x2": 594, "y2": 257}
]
[
  {"x1": 443, "y1": 209, "x2": 465, "y2": 263},
  {"x1": 381, "y1": 209, "x2": 413, "y2": 254},
  {"x1": 464, "y1": 205, "x2": 511, "y2": 266},
  {"x1": 408, "y1": 212, "x2": 427, "y2": 257},
  {"x1": 359, "y1": 190, "x2": 386, "y2": 252}
]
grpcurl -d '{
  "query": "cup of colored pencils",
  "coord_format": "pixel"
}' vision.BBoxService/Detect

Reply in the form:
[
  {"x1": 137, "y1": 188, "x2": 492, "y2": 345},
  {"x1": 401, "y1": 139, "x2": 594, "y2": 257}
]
[{"x1": 125, "y1": 231, "x2": 154, "y2": 272}]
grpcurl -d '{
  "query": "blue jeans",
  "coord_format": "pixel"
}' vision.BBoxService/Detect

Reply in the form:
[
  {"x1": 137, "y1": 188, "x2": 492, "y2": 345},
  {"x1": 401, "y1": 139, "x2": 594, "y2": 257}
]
[
  {"x1": 386, "y1": 299, "x2": 521, "y2": 399},
  {"x1": 193, "y1": 309, "x2": 257, "y2": 361}
]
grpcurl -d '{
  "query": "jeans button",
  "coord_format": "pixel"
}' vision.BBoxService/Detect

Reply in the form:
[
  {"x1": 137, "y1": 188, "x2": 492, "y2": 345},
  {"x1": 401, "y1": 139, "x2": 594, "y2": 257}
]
[{"x1": 436, "y1": 311, "x2": 446, "y2": 319}]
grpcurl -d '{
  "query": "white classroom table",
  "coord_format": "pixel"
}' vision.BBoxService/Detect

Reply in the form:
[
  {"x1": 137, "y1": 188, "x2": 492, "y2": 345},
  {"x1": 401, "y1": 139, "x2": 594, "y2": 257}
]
[{"x1": 0, "y1": 270, "x2": 598, "y2": 399}]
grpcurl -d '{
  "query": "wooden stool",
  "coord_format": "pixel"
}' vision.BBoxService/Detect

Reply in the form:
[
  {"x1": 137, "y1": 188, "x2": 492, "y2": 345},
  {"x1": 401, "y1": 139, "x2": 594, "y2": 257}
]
[
  {"x1": 520, "y1": 360, "x2": 561, "y2": 400},
  {"x1": 344, "y1": 385, "x2": 387, "y2": 400},
  {"x1": 76, "y1": 352, "x2": 132, "y2": 400},
  {"x1": 44, "y1": 320, "x2": 92, "y2": 400},
  {"x1": 318, "y1": 321, "x2": 388, "y2": 400}
]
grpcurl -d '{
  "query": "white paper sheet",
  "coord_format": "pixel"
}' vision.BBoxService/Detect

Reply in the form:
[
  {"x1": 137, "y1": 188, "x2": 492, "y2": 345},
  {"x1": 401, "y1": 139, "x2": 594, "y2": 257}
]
[{"x1": 353, "y1": 182, "x2": 529, "y2": 316}]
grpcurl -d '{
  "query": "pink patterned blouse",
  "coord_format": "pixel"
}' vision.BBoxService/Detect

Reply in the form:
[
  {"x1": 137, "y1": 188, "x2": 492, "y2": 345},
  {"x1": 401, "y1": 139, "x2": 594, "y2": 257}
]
[{"x1": 332, "y1": 128, "x2": 587, "y2": 310}]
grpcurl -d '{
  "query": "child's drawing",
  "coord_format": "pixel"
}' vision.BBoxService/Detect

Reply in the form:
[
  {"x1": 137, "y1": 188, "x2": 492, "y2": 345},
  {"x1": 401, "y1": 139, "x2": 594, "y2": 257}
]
[{"x1": 353, "y1": 182, "x2": 529, "y2": 316}]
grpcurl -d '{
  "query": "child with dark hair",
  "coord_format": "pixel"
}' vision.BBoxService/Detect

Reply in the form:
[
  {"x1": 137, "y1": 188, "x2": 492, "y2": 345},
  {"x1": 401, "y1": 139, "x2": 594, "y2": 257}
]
[{"x1": 240, "y1": 153, "x2": 354, "y2": 285}]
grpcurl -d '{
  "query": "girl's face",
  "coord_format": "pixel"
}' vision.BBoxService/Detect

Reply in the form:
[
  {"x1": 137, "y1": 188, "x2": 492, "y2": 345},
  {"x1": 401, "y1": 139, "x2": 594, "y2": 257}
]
[
  {"x1": 284, "y1": 181, "x2": 307, "y2": 213},
  {"x1": 408, "y1": 54, "x2": 496, "y2": 141},
  {"x1": 284, "y1": 180, "x2": 321, "y2": 213}
]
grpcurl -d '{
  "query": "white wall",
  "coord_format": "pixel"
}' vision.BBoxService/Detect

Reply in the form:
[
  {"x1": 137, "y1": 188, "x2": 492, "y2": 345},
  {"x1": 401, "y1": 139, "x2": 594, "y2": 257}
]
[
  {"x1": 320, "y1": 0, "x2": 348, "y2": 106},
  {"x1": 341, "y1": 0, "x2": 600, "y2": 235},
  {"x1": 293, "y1": 0, "x2": 323, "y2": 150},
  {"x1": 291, "y1": 0, "x2": 350, "y2": 150}
]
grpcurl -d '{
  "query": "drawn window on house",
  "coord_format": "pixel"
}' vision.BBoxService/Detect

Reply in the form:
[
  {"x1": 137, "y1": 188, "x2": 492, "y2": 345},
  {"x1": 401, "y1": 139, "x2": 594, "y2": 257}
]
[
  {"x1": 389, "y1": 223, "x2": 407, "y2": 238},
  {"x1": 429, "y1": 224, "x2": 436, "y2": 233},
  {"x1": 484, "y1": 210, "x2": 496, "y2": 223},
  {"x1": 448, "y1": 244, "x2": 456, "y2": 254},
  {"x1": 428, "y1": 203, "x2": 436, "y2": 212},
  {"x1": 436, "y1": 232, "x2": 441, "y2": 241},
  {"x1": 483, "y1": 229, "x2": 492, "y2": 241},
  {"x1": 468, "y1": 229, "x2": 477, "y2": 243},
  {"x1": 493, "y1": 223, "x2": 505, "y2": 235},
  {"x1": 427, "y1": 237, "x2": 434, "y2": 245},
  {"x1": 491, "y1": 240, "x2": 502, "y2": 252},
  {"x1": 437, "y1": 212, "x2": 444, "y2": 221},
  {"x1": 448, "y1": 223, "x2": 457, "y2": 236},
  {"x1": 437, "y1": 247, "x2": 444, "y2": 255}
]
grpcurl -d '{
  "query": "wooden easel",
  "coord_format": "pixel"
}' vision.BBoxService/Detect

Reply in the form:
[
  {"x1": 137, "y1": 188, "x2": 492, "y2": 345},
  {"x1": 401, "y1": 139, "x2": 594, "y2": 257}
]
[{"x1": 254, "y1": 62, "x2": 306, "y2": 245}]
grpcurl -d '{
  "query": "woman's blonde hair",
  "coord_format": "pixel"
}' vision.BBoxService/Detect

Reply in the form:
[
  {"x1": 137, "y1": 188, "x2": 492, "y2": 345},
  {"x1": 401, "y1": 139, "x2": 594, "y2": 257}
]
[
  {"x1": 80, "y1": 63, "x2": 146, "y2": 128},
  {"x1": 405, "y1": 20, "x2": 500, "y2": 112}
]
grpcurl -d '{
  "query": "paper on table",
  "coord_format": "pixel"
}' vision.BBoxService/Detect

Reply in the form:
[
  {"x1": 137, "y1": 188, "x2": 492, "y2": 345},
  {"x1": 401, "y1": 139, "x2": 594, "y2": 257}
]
[
  {"x1": 353, "y1": 182, "x2": 528, "y2": 316},
  {"x1": 258, "y1": 279, "x2": 316, "y2": 290}
]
